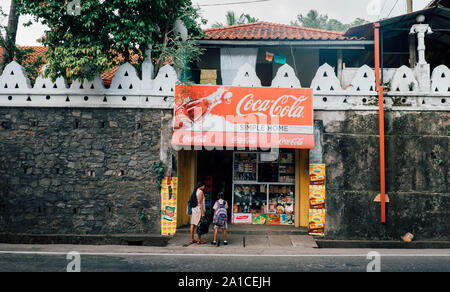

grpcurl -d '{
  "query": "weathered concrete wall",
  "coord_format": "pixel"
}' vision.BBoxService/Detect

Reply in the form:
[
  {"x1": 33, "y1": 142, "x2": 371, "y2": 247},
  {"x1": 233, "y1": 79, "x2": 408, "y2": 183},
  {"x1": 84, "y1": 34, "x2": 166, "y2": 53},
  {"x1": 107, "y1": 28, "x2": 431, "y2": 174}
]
[
  {"x1": 0, "y1": 105, "x2": 448, "y2": 240},
  {"x1": 316, "y1": 110, "x2": 450, "y2": 240},
  {"x1": 0, "y1": 107, "x2": 172, "y2": 235}
]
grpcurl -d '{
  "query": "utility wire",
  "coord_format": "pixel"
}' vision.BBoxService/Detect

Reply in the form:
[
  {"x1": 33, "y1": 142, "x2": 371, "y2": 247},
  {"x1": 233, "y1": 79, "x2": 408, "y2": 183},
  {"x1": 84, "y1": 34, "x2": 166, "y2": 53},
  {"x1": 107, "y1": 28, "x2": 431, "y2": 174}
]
[
  {"x1": 198, "y1": 0, "x2": 272, "y2": 7},
  {"x1": 386, "y1": 0, "x2": 400, "y2": 18},
  {"x1": 378, "y1": 0, "x2": 389, "y2": 20}
]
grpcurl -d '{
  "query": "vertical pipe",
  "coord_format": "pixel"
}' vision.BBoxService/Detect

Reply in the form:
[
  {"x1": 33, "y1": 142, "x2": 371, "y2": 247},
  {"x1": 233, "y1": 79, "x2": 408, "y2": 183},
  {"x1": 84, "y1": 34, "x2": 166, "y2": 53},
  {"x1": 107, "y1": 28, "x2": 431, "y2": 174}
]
[
  {"x1": 337, "y1": 49, "x2": 343, "y2": 83},
  {"x1": 380, "y1": 29, "x2": 384, "y2": 85},
  {"x1": 407, "y1": 0, "x2": 413, "y2": 13},
  {"x1": 407, "y1": 0, "x2": 416, "y2": 68},
  {"x1": 374, "y1": 23, "x2": 386, "y2": 223}
]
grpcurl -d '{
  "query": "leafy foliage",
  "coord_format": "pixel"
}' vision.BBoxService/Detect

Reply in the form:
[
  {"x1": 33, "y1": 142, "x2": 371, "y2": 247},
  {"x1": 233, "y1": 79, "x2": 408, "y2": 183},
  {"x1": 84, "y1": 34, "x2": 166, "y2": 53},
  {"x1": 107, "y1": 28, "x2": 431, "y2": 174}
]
[
  {"x1": 291, "y1": 10, "x2": 368, "y2": 32},
  {"x1": 211, "y1": 11, "x2": 259, "y2": 28},
  {"x1": 16, "y1": 0, "x2": 206, "y2": 81},
  {"x1": 151, "y1": 160, "x2": 167, "y2": 189},
  {"x1": 13, "y1": 47, "x2": 46, "y2": 85},
  {"x1": 0, "y1": 4, "x2": 45, "y2": 83}
]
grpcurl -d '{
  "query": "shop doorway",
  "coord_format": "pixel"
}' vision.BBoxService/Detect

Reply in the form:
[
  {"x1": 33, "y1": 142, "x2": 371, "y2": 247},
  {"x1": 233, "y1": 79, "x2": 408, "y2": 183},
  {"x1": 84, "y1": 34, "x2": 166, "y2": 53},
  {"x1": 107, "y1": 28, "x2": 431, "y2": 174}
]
[
  {"x1": 176, "y1": 149, "x2": 310, "y2": 229},
  {"x1": 197, "y1": 150, "x2": 234, "y2": 221}
]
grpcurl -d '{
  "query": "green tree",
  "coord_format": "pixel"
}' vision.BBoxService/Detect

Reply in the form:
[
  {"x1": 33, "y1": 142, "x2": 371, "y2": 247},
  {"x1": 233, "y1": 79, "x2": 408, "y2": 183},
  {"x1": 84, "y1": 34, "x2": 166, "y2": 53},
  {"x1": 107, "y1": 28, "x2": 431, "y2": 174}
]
[
  {"x1": 16, "y1": 0, "x2": 206, "y2": 82},
  {"x1": 0, "y1": 1, "x2": 19, "y2": 74},
  {"x1": 212, "y1": 11, "x2": 259, "y2": 28},
  {"x1": 291, "y1": 9, "x2": 368, "y2": 32},
  {"x1": 0, "y1": 1, "x2": 45, "y2": 82}
]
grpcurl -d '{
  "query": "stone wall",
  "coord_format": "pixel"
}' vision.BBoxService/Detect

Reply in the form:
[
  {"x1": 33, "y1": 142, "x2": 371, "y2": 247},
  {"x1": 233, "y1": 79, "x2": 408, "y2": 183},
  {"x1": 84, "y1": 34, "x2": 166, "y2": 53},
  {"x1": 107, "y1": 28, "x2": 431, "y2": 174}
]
[
  {"x1": 0, "y1": 107, "x2": 172, "y2": 235},
  {"x1": 316, "y1": 110, "x2": 450, "y2": 240}
]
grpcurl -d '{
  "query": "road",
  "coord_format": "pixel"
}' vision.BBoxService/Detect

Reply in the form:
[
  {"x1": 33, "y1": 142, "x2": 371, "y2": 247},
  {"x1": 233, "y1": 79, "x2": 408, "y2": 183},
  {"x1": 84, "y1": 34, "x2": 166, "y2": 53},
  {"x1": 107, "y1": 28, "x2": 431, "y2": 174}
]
[{"x1": 0, "y1": 248, "x2": 449, "y2": 272}]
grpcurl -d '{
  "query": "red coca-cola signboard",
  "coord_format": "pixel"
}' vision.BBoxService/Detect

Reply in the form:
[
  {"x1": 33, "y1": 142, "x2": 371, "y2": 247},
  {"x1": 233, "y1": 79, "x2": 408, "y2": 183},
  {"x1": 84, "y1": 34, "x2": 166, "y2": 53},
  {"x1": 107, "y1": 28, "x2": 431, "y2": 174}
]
[{"x1": 172, "y1": 85, "x2": 314, "y2": 149}]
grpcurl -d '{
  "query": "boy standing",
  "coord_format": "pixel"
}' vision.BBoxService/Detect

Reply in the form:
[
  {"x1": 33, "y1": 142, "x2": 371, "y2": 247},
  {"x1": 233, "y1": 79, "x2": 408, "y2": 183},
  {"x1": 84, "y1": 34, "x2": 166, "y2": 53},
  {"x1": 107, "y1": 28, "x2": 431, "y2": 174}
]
[{"x1": 211, "y1": 192, "x2": 228, "y2": 245}]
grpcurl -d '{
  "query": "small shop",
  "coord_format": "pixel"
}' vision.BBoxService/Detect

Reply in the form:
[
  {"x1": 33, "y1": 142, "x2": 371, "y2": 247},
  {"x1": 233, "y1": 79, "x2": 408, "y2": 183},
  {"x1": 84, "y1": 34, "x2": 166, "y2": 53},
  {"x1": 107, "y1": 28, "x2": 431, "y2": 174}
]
[{"x1": 172, "y1": 84, "x2": 315, "y2": 229}]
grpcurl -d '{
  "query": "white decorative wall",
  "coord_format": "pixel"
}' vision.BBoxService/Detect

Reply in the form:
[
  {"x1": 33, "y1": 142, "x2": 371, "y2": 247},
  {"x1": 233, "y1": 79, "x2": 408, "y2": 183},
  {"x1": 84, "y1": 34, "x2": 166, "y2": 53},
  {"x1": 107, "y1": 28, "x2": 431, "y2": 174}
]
[
  {"x1": 347, "y1": 65, "x2": 376, "y2": 93},
  {"x1": 431, "y1": 65, "x2": 450, "y2": 94},
  {"x1": 391, "y1": 65, "x2": 419, "y2": 92},
  {"x1": 108, "y1": 62, "x2": 141, "y2": 93},
  {"x1": 151, "y1": 64, "x2": 178, "y2": 96},
  {"x1": 0, "y1": 61, "x2": 32, "y2": 91},
  {"x1": 231, "y1": 63, "x2": 262, "y2": 87},
  {"x1": 34, "y1": 64, "x2": 69, "y2": 94},
  {"x1": 0, "y1": 59, "x2": 448, "y2": 111},
  {"x1": 310, "y1": 63, "x2": 343, "y2": 93},
  {"x1": 271, "y1": 64, "x2": 301, "y2": 88}
]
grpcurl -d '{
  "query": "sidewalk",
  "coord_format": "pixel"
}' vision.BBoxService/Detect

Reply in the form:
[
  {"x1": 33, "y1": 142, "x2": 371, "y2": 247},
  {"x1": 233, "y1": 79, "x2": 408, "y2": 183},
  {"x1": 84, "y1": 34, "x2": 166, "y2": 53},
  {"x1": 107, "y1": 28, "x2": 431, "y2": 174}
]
[
  {"x1": 1, "y1": 225, "x2": 447, "y2": 251},
  {"x1": 168, "y1": 231, "x2": 317, "y2": 249},
  {"x1": 168, "y1": 224, "x2": 317, "y2": 250}
]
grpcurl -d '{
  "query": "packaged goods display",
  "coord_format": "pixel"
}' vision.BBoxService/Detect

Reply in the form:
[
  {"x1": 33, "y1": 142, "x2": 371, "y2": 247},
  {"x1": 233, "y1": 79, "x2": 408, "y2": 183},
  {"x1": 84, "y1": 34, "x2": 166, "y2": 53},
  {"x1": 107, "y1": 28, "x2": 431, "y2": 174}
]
[
  {"x1": 269, "y1": 185, "x2": 295, "y2": 219},
  {"x1": 309, "y1": 164, "x2": 325, "y2": 185},
  {"x1": 233, "y1": 213, "x2": 252, "y2": 224},
  {"x1": 308, "y1": 164, "x2": 326, "y2": 236},
  {"x1": 278, "y1": 152, "x2": 295, "y2": 183},
  {"x1": 163, "y1": 206, "x2": 176, "y2": 222},
  {"x1": 308, "y1": 209, "x2": 325, "y2": 235},
  {"x1": 280, "y1": 214, "x2": 295, "y2": 225},
  {"x1": 309, "y1": 185, "x2": 326, "y2": 209},
  {"x1": 252, "y1": 213, "x2": 267, "y2": 224},
  {"x1": 234, "y1": 153, "x2": 257, "y2": 181},
  {"x1": 266, "y1": 214, "x2": 281, "y2": 225},
  {"x1": 232, "y1": 150, "x2": 296, "y2": 225}
]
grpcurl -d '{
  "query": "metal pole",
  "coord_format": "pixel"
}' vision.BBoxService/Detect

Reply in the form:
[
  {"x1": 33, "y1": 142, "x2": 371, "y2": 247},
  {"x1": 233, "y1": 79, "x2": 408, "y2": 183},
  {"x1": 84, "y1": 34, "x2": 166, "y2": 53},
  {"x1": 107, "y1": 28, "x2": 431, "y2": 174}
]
[
  {"x1": 407, "y1": 0, "x2": 413, "y2": 13},
  {"x1": 380, "y1": 28, "x2": 384, "y2": 85}
]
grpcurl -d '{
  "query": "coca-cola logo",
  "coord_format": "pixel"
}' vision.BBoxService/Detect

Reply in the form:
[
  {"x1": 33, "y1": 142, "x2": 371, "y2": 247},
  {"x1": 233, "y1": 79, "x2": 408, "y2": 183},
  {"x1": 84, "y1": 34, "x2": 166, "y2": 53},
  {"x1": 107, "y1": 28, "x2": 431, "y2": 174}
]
[
  {"x1": 279, "y1": 137, "x2": 304, "y2": 146},
  {"x1": 236, "y1": 94, "x2": 308, "y2": 118}
]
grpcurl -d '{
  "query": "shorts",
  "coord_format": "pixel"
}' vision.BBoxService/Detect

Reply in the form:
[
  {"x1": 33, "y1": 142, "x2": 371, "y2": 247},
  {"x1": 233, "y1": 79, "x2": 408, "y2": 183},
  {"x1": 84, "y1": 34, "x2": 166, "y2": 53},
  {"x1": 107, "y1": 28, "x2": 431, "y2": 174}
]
[
  {"x1": 214, "y1": 222, "x2": 228, "y2": 230},
  {"x1": 190, "y1": 211, "x2": 201, "y2": 226}
]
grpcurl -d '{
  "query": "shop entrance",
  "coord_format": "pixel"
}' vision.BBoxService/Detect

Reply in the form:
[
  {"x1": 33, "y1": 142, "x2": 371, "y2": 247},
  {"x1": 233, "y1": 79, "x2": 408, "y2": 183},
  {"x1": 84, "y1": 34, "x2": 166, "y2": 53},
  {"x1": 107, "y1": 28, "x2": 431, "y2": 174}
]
[
  {"x1": 197, "y1": 150, "x2": 234, "y2": 221},
  {"x1": 176, "y1": 149, "x2": 310, "y2": 229}
]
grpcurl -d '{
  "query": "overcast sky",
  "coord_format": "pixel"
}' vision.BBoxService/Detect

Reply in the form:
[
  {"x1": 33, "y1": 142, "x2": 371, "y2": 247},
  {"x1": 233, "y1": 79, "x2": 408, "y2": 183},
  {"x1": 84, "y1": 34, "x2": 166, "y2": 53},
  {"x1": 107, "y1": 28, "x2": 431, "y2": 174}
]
[{"x1": 0, "y1": 0, "x2": 431, "y2": 46}]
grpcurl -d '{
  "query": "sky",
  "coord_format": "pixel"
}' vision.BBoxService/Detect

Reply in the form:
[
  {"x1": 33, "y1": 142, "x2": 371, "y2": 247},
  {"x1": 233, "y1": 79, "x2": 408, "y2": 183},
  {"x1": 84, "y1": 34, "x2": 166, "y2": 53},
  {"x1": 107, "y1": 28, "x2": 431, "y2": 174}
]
[{"x1": 0, "y1": 0, "x2": 431, "y2": 46}]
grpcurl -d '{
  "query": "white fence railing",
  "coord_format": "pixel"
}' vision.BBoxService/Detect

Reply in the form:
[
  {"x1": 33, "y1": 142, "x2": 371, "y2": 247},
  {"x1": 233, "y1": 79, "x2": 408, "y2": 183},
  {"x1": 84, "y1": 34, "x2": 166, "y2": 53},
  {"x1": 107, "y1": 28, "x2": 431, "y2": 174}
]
[{"x1": 0, "y1": 59, "x2": 448, "y2": 111}]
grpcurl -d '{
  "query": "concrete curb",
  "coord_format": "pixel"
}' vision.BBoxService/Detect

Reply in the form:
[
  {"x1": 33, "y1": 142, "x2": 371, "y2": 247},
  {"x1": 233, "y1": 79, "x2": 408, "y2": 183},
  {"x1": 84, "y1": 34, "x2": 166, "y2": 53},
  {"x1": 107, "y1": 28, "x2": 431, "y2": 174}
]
[
  {"x1": 0, "y1": 233, "x2": 171, "y2": 247},
  {"x1": 175, "y1": 227, "x2": 309, "y2": 236},
  {"x1": 315, "y1": 239, "x2": 450, "y2": 249}
]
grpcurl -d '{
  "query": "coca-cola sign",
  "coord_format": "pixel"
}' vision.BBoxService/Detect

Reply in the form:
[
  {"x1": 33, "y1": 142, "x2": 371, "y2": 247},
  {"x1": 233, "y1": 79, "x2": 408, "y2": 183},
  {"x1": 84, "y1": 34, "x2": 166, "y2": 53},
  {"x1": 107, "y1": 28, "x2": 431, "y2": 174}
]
[
  {"x1": 236, "y1": 94, "x2": 309, "y2": 118},
  {"x1": 172, "y1": 85, "x2": 314, "y2": 150}
]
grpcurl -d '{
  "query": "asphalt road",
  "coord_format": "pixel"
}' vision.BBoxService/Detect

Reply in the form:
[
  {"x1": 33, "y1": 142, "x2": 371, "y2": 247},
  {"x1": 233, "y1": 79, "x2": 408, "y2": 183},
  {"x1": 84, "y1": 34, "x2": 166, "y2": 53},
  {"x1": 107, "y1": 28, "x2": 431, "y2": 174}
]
[{"x1": 0, "y1": 250, "x2": 449, "y2": 272}]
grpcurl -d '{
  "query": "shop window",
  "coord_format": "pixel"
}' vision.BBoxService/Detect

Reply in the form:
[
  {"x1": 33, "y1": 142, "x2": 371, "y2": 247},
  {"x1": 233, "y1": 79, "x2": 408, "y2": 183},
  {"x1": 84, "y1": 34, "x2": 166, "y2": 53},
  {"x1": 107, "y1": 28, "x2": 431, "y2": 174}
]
[{"x1": 232, "y1": 150, "x2": 296, "y2": 226}]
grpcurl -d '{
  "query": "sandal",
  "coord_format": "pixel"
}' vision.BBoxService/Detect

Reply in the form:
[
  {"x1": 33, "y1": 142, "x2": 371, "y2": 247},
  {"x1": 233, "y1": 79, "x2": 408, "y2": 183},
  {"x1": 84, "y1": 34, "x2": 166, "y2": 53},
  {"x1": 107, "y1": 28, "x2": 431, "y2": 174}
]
[
  {"x1": 190, "y1": 239, "x2": 198, "y2": 244},
  {"x1": 197, "y1": 240, "x2": 207, "y2": 245}
]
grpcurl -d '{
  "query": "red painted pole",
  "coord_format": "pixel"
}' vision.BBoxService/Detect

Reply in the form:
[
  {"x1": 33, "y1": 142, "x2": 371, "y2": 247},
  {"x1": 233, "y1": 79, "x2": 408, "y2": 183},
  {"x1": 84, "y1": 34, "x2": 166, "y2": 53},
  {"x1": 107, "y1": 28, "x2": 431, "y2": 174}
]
[{"x1": 374, "y1": 23, "x2": 386, "y2": 223}]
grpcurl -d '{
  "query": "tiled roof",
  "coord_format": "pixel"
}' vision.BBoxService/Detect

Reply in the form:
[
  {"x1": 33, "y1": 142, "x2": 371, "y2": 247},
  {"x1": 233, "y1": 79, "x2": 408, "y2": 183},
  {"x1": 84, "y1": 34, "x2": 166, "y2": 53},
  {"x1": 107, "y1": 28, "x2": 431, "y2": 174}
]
[
  {"x1": 100, "y1": 67, "x2": 118, "y2": 85},
  {"x1": 1, "y1": 23, "x2": 362, "y2": 84},
  {"x1": 203, "y1": 22, "x2": 360, "y2": 41},
  {"x1": 0, "y1": 46, "x2": 119, "y2": 85},
  {"x1": 0, "y1": 46, "x2": 48, "y2": 65}
]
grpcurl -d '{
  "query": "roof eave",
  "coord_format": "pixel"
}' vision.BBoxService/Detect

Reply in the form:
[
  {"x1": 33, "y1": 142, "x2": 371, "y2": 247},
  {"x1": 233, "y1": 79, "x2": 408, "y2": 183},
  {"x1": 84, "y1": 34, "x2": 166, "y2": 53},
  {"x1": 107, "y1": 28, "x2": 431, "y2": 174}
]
[{"x1": 198, "y1": 39, "x2": 373, "y2": 47}]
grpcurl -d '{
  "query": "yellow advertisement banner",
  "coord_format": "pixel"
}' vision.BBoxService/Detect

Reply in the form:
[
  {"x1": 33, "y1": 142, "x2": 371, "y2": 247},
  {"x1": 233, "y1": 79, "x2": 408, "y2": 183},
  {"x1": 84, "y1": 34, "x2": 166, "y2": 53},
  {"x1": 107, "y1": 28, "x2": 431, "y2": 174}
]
[
  {"x1": 161, "y1": 177, "x2": 178, "y2": 236},
  {"x1": 309, "y1": 164, "x2": 326, "y2": 236}
]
